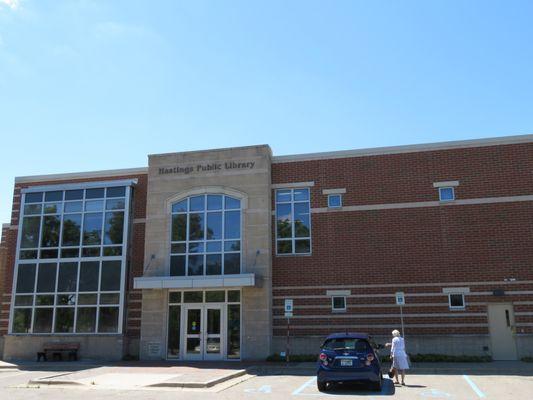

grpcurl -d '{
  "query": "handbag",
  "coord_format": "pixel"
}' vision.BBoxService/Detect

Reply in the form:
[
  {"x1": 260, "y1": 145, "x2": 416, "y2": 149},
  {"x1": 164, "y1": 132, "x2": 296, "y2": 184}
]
[{"x1": 387, "y1": 364, "x2": 396, "y2": 378}]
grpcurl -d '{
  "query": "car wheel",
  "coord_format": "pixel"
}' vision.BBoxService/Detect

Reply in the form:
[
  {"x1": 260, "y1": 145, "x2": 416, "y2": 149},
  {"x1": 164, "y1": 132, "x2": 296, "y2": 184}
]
[{"x1": 317, "y1": 381, "x2": 327, "y2": 392}]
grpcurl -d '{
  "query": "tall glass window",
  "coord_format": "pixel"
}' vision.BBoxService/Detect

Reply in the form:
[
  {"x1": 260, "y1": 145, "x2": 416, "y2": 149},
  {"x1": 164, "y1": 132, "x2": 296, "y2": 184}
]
[
  {"x1": 11, "y1": 185, "x2": 130, "y2": 334},
  {"x1": 275, "y1": 188, "x2": 311, "y2": 254},
  {"x1": 170, "y1": 194, "x2": 241, "y2": 276}
]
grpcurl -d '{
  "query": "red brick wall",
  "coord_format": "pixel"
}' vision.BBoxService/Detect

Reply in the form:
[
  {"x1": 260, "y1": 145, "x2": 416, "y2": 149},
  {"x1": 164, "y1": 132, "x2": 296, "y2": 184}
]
[
  {"x1": 0, "y1": 173, "x2": 148, "y2": 339},
  {"x1": 271, "y1": 142, "x2": 533, "y2": 337}
]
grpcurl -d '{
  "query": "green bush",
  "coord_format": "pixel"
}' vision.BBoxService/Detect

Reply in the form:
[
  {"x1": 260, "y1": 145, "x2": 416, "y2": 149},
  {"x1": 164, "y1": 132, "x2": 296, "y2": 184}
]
[
  {"x1": 267, "y1": 353, "x2": 492, "y2": 363},
  {"x1": 266, "y1": 354, "x2": 317, "y2": 362},
  {"x1": 521, "y1": 357, "x2": 533, "y2": 362}
]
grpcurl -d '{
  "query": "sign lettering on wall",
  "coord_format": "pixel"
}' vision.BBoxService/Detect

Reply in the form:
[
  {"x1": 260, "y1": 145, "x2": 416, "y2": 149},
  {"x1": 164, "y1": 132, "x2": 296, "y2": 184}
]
[{"x1": 158, "y1": 161, "x2": 256, "y2": 175}]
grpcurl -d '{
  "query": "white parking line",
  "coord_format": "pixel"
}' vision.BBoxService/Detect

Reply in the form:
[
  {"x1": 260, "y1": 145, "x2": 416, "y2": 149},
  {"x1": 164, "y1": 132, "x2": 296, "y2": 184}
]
[
  {"x1": 462, "y1": 375, "x2": 486, "y2": 398},
  {"x1": 292, "y1": 377, "x2": 317, "y2": 396}
]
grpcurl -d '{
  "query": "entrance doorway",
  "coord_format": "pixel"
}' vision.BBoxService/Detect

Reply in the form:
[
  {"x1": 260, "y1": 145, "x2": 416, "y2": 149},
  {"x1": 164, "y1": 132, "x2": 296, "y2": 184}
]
[
  {"x1": 487, "y1": 303, "x2": 518, "y2": 360},
  {"x1": 184, "y1": 305, "x2": 223, "y2": 360},
  {"x1": 166, "y1": 289, "x2": 241, "y2": 360}
]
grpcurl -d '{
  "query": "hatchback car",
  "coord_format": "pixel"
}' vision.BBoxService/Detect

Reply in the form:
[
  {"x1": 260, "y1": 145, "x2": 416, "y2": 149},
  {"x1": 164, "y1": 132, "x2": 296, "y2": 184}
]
[{"x1": 316, "y1": 332, "x2": 383, "y2": 392}]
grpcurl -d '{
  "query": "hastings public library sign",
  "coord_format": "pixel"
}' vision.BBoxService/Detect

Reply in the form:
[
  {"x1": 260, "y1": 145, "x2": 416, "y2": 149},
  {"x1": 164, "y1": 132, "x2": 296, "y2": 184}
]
[{"x1": 158, "y1": 161, "x2": 256, "y2": 175}]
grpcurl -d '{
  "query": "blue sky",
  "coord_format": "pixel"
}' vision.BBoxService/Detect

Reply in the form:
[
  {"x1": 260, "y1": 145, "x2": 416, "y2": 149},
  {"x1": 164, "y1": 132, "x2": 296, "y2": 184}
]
[{"x1": 1, "y1": 0, "x2": 532, "y2": 224}]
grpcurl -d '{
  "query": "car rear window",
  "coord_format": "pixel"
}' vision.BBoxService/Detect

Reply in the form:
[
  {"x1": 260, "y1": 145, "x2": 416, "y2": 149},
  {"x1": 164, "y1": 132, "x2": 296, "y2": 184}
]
[{"x1": 322, "y1": 338, "x2": 372, "y2": 353}]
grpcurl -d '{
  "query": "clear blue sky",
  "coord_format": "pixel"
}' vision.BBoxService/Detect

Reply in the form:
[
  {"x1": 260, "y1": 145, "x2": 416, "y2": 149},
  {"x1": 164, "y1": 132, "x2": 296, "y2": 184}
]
[{"x1": 1, "y1": 0, "x2": 532, "y2": 224}]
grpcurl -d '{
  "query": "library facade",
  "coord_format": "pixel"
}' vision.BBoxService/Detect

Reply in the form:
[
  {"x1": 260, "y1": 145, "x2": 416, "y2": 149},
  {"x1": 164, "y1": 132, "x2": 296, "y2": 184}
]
[{"x1": 1, "y1": 135, "x2": 532, "y2": 361}]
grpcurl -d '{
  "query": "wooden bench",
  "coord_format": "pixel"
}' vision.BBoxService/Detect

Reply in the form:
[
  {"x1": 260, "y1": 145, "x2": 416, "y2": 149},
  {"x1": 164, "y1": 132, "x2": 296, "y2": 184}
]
[{"x1": 37, "y1": 342, "x2": 80, "y2": 362}]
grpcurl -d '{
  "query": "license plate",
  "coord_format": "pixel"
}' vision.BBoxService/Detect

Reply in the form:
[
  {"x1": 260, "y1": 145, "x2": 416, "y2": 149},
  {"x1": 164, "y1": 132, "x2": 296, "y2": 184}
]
[{"x1": 340, "y1": 359, "x2": 353, "y2": 367}]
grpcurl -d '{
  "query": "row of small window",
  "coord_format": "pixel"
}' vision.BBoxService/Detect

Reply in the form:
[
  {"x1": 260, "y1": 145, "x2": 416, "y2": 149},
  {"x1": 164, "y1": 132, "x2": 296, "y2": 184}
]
[
  {"x1": 170, "y1": 253, "x2": 240, "y2": 276},
  {"x1": 169, "y1": 290, "x2": 241, "y2": 304},
  {"x1": 329, "y1": 293, "x2": 466, "y2": 312},
  {"x1": 24, "y1": 187, "x2": 126, "y2": 204},
  {"x1": 275, "y1": 188, "x2": 311, "y2": 255},
  {"x1": 15, "y1": 261, "x2": 123, "y2": 294},
  {"x1": 172, "y1": 194, "x2": 241, "y2": 213},
  {"x1": 14, "y1": 292, "x2": 120, "y2": 307},
  {"x1": 23, "y1": 198, "x2": 126, "y2": 216},
  {"x1": 20, "y1": 211, "x2": 125, "y2": 250},
  {"x1": 20, "y1": 246, "x2": 123, "y2": 260},
  {"x1": 12, "y1": 306, "x2": 120, "y2": 334}
]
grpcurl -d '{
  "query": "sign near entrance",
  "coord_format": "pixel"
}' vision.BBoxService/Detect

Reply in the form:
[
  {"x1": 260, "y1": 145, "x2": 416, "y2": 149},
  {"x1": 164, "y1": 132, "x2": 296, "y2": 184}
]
[
  {"x1": 395, "y1": 292, "x2": 405, "y2": 306},
  {"x1": 285, "y1": 299, "x2": 293, "y2": 318}
]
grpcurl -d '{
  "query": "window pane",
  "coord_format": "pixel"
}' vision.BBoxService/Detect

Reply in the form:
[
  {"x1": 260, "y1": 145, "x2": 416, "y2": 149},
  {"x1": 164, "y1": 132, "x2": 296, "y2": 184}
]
[
  {"x1": 189, "y1": 242, "x2": 204, "y2": 253},
  {"x1": 36, "y1": 263, "x2": 57, "y2": 293},
  {"x1": 43, "y1": 203, "x2": 61, "y2": 214},
  {"x1": 62, "y1": 214, "x2": 82, "y2": 246},
  {"x1": 224, "y1": 253, "x2": 240, "y2": 274},
  {"x1": 78, "y1": 294, "x2": 97, "y2": 305},
  {"x1": 45, "y1": 191, "x2": 63, "y2": 202},
  {"x1": 294, "y1": 188, "x2": 309, "y2": 201},
  {"x1": 12, "y1": 309, "x2": 32, "y2": 333},
  {"x1": 227, "y1": 304, "x2": 240, "y2": 359},
  {"x1": 41, "y1": 215, "x2": 61, "y2": 247},
  {"x1": 103, "y1": 246, "x2": 122, "y2": 256},
  {"x1": 276, "y1": 190, "x2": 291, "y2": 203},
  {"x1": 295, "y1": 239, "x2": 311, "y2": 254},
  {"x1": 227, "y1": 290, "x2": 240, "y2": 302},
  {"x1": 183, "y1": 291, "x2": 203, "y2": 303},
  {"x1": 83, "y1": 213, "x2": 103, "y2": 245},
  {"x1": 106, "y1": 186, "x2": 125, "y2": 197},
  {"x1": 106, "y1": 198, "x2": 125, "y2": 210},
  {"x1": 98, "y1": 307, "x2": 119, "y2": 333},
  {"x1": 294, "y1": 202, "x2": 310, "y2": 237},
  {"x1": 16, "y1": 264, "x2": 36, "y2": 293},
  {"x1": 86, "y1": 188, "x2": 105, "y2": 199},
  {"x1": 224, "y1": 240, "x2": 240, "y2": 252},
  {"x1": 85, "y1": 200, "x2": 104, "y2": 212},
  {"x1": 171, "y1": 214, "x2": 187, "y2": 241},
  {"x1": 65, "y1": 189, "x2": 83, "y2": 200},
  {"x1": 64, "y1": 201, "x2": 82, "y2": 212},
  {"x1": 276, "y1": 204, "x2": 292, "y2": 238},
  {"x1": 79, "y1": 261, "x2": 99, "y2": 291},
  {"x1": 170, "y1": 255, "x2": 186, "y2": 276},
  {"x1": 206, "y1": 291, "x2": 225, "y2": 302},
  {"x1": 333, "y1": 297, "x2": 346, "y2": 309},
  {"x1": 188, "y1": 255, "x2": 204, "y2": 276},
  {"x1": 36, "y1": 295, "x2": 54, "y2": 305},
  {"x1": 15, "y1": 295, "x2": 33, "y2": 306},
  {"x1": 206, "y1": 212, "x2": 222, "y2": 240},
  {"x1": 277, "y1": 240, "x2": 292, "y2": 254},
  {"x1": 189, "y1": 195, "x2": 205, "y2": 211},
  {"x1": 167, "y1": 305, "x2": 181, "y2": 358},
  {"x1": 207, "y1": 195, "x2": 222, "y2": 210},
  {"x1": 169, "y1": 292, "x2": 181, "y2": 303},
  {"x1": 104, "y1": 211, "x2": 124, "y2": 245},
  {"x1": 440, "y1": 187, "x2": 455, "y2": 201},
  {"x1": 188, "y1": 213, "x2": 204, "y2": 240},
  {"x1": 21, "y1": 217, "x2": 41, "y2": 248},
  {"x1": 100, "y1": 261, "x2": 122, "y2": 291},
  {"x1": 171, "y1": 243, "x2": 186, "y2": 254},
  {"x1": 207, "y1": 241, "x2": 222, "y2": 252},
  {"x1": 82, "y1": 247, "x2": 100, "y2": 257},
  {"x1": 328, "y1": 194, "x2": 342, "y2": 208},
  {"x1": 76, "y1": 307, "x2": 96, "y2": 332},
  {"x1": 100, "y1": 293, "x2": 120, "y2": 304},
  {"x1": 20, "y1": 250, "x2": 38, "y2": 260},
  {"x1": 206, "y1": 254, "x2": 222, "y2": 275},
  {"x1": 24, "y1": 204, "x2": 41, "y2": 215},
  {"x1": 57, "y1": 262, "x2": 78, "y2": 292},
  {"x1": 450, "y1": 294, "x2": 464, "y2": 307},
  {"x1": 225, "y1": 196, "x2": 240, "y2": 210},
  {"x1": 172, "y1": 199, "x2": 187, "y2": 213},
  {"x1": 224, "y1": 211, "x2": 240, "y2": 239},
  {"x1": 25, "y1": 192, "x2": 43, "y2": 203},
  {"x1": 40, "y1": 249, "x2": 58, "y2": 259},
  {"x1": 57, "y1": 294, "x2": 76, "y2": 305},
  {"x1": 61, "y1": 248, "x2": 80, "y2": 258},
  {"x1": 55, "y1": 308, "x2": 74, "y2": 333},
  {"x1": 33, "y1": 308, "x2": 53, "y2": 333}
]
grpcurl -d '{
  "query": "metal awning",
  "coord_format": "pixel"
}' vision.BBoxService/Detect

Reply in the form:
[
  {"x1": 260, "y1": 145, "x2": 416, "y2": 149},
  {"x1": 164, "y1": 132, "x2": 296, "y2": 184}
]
[{"x1": 133, "y1": 273, "x2": 256, "y2": 289}]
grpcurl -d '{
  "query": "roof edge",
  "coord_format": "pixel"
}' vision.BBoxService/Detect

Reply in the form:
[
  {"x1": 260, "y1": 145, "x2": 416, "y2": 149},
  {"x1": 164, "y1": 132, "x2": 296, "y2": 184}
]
[
  {"x1": 272, "y1": 134, "x2": 533, "y2": 163},
  {"x1": 15, "y1": 167, "x2": 148, "y2": 184}
]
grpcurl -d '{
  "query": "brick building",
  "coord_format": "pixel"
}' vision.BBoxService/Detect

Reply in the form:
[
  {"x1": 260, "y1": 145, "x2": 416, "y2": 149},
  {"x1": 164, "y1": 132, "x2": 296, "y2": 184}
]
[{"x1": 1, "y1": 134, "x2": 532, "y2": 361}]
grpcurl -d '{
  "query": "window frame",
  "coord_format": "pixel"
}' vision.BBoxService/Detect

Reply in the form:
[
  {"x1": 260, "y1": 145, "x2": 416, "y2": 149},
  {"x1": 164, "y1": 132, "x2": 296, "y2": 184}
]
[
  {"x1": 327, "y1": 194, "x2": 342, "y2": 208},
  {"x1": 448, "y1": 293, "x2": 465, "y2": 310},
  {"x1": 275, "y1": 188, "x2": 312, "y2": 256},
  {"x1": 9, "y1": 181, "x2": 132, "y2": 335},
  {"x1": 331, "y1": 296, "x2": 347, "y2": 312},
  {"x1": 169, "y1": 194, "x2": 243, "y2": 277},
  {"x1": 438, "y1": 186, "x2": 455, "y2": 202}
]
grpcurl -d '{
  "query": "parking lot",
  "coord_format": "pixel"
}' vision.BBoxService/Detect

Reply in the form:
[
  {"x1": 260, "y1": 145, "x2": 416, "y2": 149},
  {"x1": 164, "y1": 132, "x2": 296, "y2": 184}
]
[{"x1": 1, "y1": 362, "x2": 533, "y2": 400}]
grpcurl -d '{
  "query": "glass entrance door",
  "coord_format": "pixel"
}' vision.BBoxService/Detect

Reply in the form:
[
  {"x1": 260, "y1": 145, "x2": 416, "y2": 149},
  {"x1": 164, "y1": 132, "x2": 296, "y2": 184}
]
[{"x1": 183, "y1": 305, "x2": 224, "y2": 360}]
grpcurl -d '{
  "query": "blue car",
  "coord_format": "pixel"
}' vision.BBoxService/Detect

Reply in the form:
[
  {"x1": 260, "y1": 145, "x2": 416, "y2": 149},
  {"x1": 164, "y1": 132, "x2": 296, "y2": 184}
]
[{"x1": 316, "y1": 332, "x2": 383, "y2": 392}]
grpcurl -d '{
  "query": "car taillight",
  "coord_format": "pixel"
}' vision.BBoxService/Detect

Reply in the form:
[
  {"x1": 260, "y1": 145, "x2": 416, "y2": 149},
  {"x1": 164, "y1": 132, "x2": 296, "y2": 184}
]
[{"x1": 319, "y1": 353, "x2": 328, "y2": 365}]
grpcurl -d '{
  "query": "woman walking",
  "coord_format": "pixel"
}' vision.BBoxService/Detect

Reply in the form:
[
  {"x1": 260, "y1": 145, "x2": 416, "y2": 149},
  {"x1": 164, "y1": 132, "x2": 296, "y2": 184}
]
[{"x1": 387, "y1": 329, "x2": 409, "y2": 385}]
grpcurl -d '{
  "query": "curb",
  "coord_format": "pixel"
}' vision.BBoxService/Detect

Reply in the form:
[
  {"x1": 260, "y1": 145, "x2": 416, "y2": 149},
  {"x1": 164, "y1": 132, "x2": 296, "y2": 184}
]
[{"x1": 148, "y1": 369, "x2": 247, "y2": 388}]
